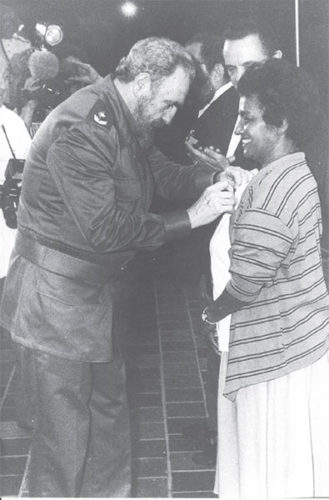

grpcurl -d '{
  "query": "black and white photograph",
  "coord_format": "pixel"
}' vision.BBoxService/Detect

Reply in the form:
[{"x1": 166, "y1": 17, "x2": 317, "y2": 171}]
[{"x1": 0, "y1": 0, "x2": 328, "y2": 497}]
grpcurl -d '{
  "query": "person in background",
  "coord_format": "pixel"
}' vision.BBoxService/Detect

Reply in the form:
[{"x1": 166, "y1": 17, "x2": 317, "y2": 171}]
[
  {"x1": 0, "y1": 2, "x2": 32, "y2": 119},
  {"x1": 0, "y1": 65, "x2": 31, "y2": 284},
  {"x1": 152, "y1": 33, "x2": 233, "y2": 284},
  {"x1": 203, "y1": 58, "x2": 329, "y2": 498},
  {"x1": 20, "y1": 48, "x2": 102, "y2": 134},
  {"x1": 0, "y1": 3, "x2": 31, "y2": 87},
  {"x1": 156, "y1": 32, "x2": 236, "y2": 165},
  {"x1": 186, "y1": 18, "x2": 283, "y2": 172},
  {"x1": 1, "y1": 9, "x2": 102, "y2": 135},
  {"x1": 0, "y1": 60, "x2": 33, "y2": 430},
  {"x1": 0, "y1": 36, "x2": 247, "y2": 497}
]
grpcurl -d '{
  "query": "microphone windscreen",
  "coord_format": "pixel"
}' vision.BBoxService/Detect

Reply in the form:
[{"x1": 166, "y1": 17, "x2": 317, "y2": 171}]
[{"x1": 28, "y1": 49, "x2": 59, "y2": 80}]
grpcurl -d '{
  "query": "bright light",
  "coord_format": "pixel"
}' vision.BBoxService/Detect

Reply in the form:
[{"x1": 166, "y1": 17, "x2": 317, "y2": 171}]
[{"x1": 121, "y1": 1, "x2": 138, "y2": 17}]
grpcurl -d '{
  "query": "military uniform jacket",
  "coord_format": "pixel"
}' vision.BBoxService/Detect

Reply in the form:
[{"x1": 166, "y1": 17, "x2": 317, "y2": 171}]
[{"x1": 0, "y1": 75, "x2": 214, "y2": 361}]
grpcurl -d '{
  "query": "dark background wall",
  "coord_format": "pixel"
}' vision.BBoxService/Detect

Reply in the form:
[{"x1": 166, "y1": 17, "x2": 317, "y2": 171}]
[{"x1": 4, "y1": 0, "x2": 328, "y2": 108}]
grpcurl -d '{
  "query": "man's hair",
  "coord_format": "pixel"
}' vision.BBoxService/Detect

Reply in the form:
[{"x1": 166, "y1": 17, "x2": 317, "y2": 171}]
[
  {"x1": 114, "y1": 37, "x2": 195, "y2": 84},
  {"x1": 238, "y1": 59, "x2": 321, "y2": 148},
  {"x1": 223, "y1": 19, "x2": 280, "y2": 58},
  {"x1": 186, "y1": 32, "x2": 225, "y2": 72}
]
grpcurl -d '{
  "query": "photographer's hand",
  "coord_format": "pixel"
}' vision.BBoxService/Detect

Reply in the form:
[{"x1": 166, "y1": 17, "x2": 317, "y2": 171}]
[{"x1": 23, "y1": 76, "x2": 43, "y2": 94}]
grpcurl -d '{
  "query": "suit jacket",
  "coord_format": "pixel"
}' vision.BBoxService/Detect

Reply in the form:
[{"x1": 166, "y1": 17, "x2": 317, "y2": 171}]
[
  {"x1": 194, "y1": 86, "x2": 257, "y2": 171},
  {"x1": 153, "y1": 85, "x2": 257, "y2": 287},
  {"x1": 193, "y1": 85, "x2": 239, "y2": 155}
]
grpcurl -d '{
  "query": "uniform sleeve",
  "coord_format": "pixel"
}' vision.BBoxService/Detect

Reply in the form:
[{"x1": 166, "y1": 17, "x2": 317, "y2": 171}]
[
  {"x1": 46, "y1": 120, "x2": 191, "y2": 253},
  {"x1": 225, "y1": 208, "x2": 294, "y2": 302},
  {"x1": 148, "y1": 147, "x2": 215, "y2": 201}
]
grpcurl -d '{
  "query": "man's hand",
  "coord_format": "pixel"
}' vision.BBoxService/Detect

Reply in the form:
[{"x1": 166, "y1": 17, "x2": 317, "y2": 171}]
[
  {"x1": 185, "y1": 140, "x2": 234, "y2": 171},
  {"x1": 185, "y1": 140, "x2": 255, "y2": 189},
  {"x1": 23, "y1": 76, "x2": 43, "y2": 93},
  {"x1": 187, "y1": 181, "x2": 235, "y2": 229}
]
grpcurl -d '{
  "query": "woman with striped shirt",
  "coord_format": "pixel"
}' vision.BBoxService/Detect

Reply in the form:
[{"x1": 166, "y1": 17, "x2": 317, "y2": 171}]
[{"x1": 203, "y1": 59, "x2": 329, "y2": 498}]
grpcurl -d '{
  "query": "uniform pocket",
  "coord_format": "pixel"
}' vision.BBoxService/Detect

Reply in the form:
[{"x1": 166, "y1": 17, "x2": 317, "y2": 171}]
[{"x1": 35, "y1": 266, "x2": 103, "y2": 306}]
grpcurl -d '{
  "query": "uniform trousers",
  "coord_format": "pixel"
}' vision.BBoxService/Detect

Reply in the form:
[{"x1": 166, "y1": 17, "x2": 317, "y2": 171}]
[{"x1": 21, "y1": 345, "x2": 131, "y2": 497}]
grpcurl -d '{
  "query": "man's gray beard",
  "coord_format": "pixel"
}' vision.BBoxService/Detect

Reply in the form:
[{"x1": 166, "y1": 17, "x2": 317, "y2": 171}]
[{"x1": 134, "y1": 98, "x2": 166, "y2": 133}]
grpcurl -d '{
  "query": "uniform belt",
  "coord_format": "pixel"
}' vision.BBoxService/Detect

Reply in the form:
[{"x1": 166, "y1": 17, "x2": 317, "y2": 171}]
[{"x1": 15, "y1": 232, "x2": 126, "y2": 284}]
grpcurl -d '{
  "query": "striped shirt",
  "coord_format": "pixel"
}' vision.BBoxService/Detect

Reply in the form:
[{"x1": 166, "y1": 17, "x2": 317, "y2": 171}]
[{"x1": 224, "y1": 152, "x2": 329, "y2": 400}]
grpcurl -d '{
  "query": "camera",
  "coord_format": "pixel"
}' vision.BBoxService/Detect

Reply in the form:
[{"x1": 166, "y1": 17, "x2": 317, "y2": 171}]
[
  {"x1": 187, "y1": 129, "x2": 207, "y2": 152},
  {"x1": 191, "y1": 138, "x2": 206, "y2": 151},
  {"x1": 0, "y1": 159, "x2": 25, "y2": 229},
  {"x1": 22, "y1": 79, "x2": 70, "y2": 120}
]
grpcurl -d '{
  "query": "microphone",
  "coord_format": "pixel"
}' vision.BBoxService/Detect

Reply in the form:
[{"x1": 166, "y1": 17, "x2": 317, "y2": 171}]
[{"x1": 28, "y1": 49, "x2": 59, "y2": 81}]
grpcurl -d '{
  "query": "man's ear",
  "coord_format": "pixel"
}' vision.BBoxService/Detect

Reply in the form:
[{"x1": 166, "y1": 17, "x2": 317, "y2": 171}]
[
  {"x1": 278, "y1": 118, "x2": 289, "y2": 136},
  {"x1": 273, "y1": 50, "x2": 283, "y2": 60},
  {"x1": 133, "y1": 72, "x2": 152, "y2": 97}
]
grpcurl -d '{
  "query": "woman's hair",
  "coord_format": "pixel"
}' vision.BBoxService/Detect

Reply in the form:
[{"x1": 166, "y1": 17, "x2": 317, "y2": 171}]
[
  {"x1": 114, "y1": 37, "x2": 195, "y2": 85},
  {"x1": 238, "y1": 59, "x2": 321, "y2": 148}
]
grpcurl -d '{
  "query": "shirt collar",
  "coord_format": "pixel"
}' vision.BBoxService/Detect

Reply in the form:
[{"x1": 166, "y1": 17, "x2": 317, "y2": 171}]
[{"x1": 262, "y1": 152, "x2": 306, "y2": 173}]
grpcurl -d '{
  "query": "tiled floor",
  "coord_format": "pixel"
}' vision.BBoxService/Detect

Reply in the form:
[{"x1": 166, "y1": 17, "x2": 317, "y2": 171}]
[{"x1": 0, "y1": 266, "x2": 217, "y2": 497}]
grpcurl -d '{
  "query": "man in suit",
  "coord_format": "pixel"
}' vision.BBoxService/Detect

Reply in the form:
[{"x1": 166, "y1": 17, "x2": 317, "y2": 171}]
[
  {"x1": 181, "y1": 33, "x2": 241, "y2": 288},
  {"x1": 154, "y1": 32, "x2": 240, "y2": 285},
  {"x1": 155, "y1": 32, "x2": 236, "y2": 165},
  {"x1": 185, "y1": 33, "x2": 238, "y2": 155}
]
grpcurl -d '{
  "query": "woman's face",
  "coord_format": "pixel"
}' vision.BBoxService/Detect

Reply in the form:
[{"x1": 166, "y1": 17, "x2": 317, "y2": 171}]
[{"x1": 235, "y1": 94, "x2": 281, "y2": 167}]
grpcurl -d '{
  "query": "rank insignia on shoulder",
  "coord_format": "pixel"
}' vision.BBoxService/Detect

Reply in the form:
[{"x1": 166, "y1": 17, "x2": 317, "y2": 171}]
[{"x1": 93, "y1": 110, "x2": 108, "y2": 126}]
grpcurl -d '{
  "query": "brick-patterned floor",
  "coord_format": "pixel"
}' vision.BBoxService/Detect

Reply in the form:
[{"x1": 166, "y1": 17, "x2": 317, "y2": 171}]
[{"x1": 0, "y1": 267, "x2": 216, "y2": 497}]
